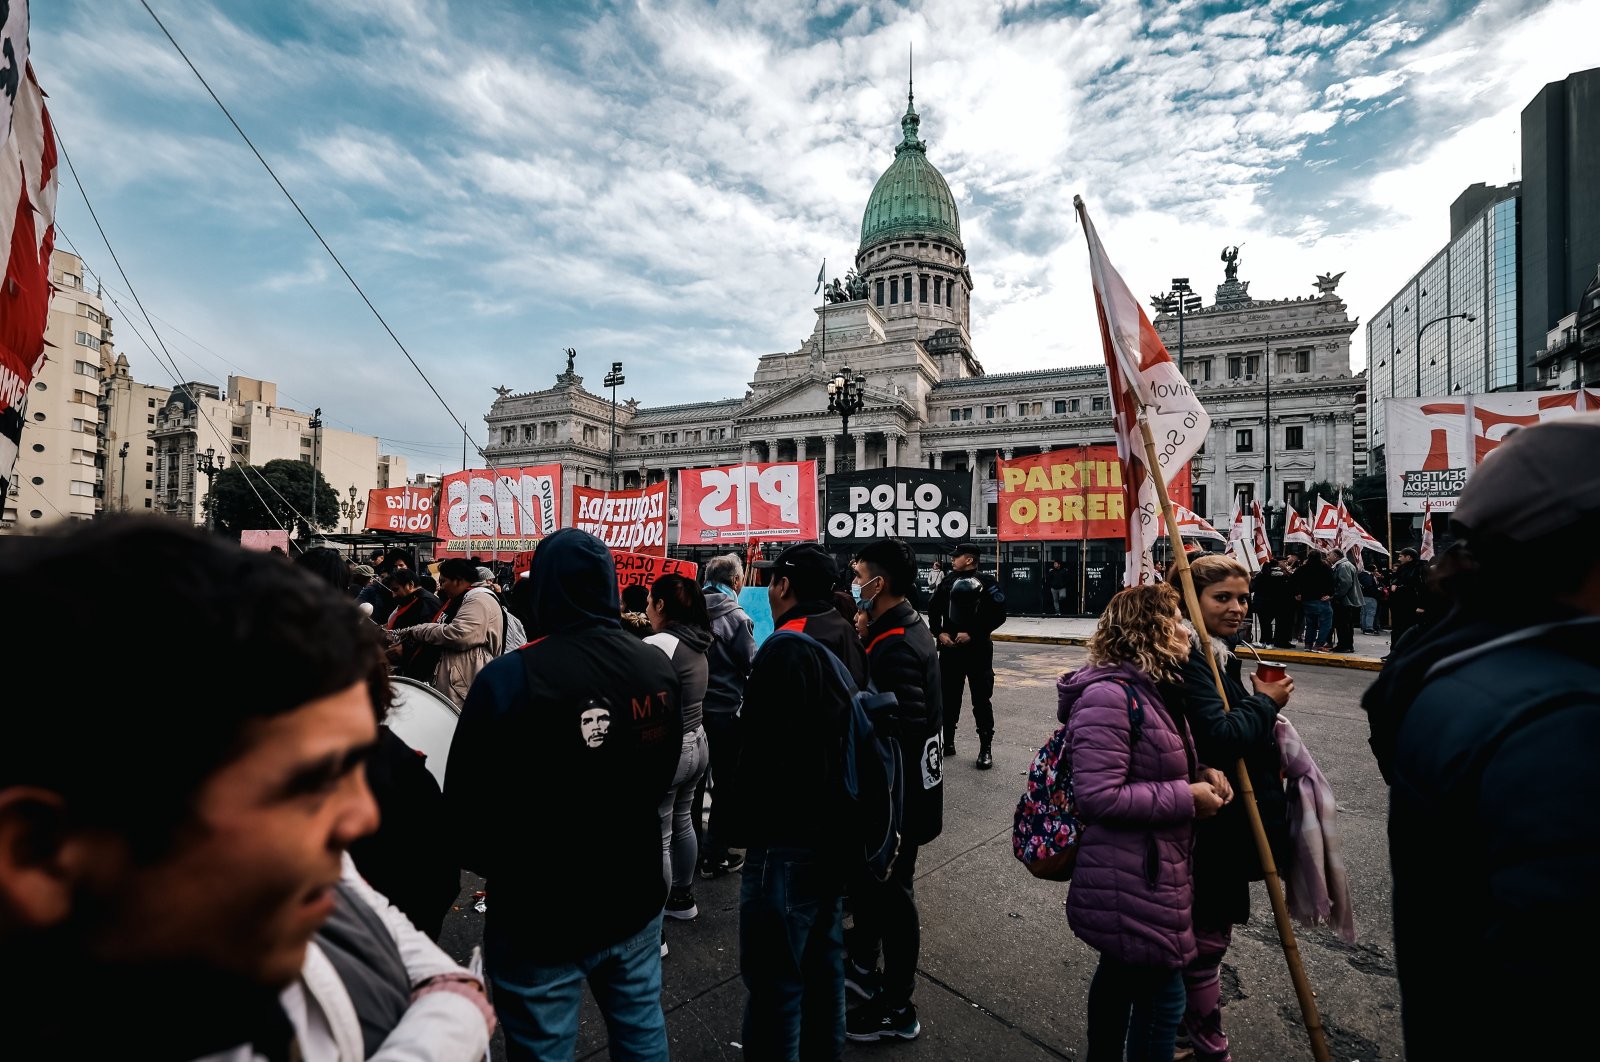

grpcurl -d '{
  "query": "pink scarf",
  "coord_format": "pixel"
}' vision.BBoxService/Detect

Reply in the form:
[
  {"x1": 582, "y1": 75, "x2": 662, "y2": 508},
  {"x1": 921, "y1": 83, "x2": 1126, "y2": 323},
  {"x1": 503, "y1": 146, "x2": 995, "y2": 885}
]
[{"x1": 1275, "y1": 717, "x2": 1357, "y2": 943}]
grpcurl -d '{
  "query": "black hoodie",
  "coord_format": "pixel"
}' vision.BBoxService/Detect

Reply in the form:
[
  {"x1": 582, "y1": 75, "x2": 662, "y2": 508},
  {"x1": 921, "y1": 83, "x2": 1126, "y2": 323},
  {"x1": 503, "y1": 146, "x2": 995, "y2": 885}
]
[{"x1": 444, "y1": 529, "x2": 682, "y2": 959}]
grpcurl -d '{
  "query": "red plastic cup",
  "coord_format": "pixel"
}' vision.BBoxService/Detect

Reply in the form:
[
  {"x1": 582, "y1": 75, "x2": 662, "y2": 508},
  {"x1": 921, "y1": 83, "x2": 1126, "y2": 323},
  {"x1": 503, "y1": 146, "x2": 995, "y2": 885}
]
[{"x1": 1255, "y1": 662, "x2": 1287, "y2": 684}]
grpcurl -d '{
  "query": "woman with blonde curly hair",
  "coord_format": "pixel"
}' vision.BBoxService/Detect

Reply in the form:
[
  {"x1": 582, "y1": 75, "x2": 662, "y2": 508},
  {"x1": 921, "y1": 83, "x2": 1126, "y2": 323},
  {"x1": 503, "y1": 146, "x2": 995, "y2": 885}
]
[{"x1": 1057, "y1": 584, "x2": 1233, "y2": 1061}]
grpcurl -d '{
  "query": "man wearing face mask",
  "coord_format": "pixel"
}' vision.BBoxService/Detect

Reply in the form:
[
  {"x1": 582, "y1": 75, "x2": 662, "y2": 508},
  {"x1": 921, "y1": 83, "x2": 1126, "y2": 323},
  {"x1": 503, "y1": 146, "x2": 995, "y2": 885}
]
[
  {"x1": 844, "y1": 539, "x2": 944, "y2": 1042},
  {"x1": 927, "y1": 543, "x2": 1008, "y2": 768}
]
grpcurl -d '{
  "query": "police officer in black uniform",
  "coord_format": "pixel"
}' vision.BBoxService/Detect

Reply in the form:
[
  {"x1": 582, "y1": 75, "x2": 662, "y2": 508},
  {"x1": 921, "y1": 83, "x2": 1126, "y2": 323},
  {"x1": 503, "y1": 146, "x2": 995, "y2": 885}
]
[{"x1": 927, "y1": 542, "x2": 1007, "y2": 768}]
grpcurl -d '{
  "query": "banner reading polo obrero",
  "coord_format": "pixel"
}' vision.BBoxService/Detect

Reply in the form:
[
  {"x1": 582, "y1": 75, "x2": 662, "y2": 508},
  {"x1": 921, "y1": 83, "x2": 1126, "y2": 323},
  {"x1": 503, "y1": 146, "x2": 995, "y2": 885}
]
[
  {"x1": 1074, "y1": 197, "x2": 1211, "y2": 585},
  {"x1": 436, "y1": 464, "x2": 561, "y2": 557},
  {"x1": 0, "y1": 4, "x2": 58, "y2": 501},
  {"x1": 572, "y1": 481, "x2": 669, "y2": 556},
  {"x1": 825, "y1": 467, "x2": 971, "y2": 545},
  {"x1": 677, "y1": 461, "x2": 818, "y2": 543},
  {"x1": 1383, "y1": 390, "x2": 1600, "y2": 512}
]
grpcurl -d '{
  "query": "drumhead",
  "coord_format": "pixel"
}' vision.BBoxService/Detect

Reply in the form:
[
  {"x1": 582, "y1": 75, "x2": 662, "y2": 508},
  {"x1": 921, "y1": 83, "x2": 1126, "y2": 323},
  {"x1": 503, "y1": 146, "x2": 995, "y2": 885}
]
[{"x1": 386, "y1": 676, "x2": 461, "y2": 789}]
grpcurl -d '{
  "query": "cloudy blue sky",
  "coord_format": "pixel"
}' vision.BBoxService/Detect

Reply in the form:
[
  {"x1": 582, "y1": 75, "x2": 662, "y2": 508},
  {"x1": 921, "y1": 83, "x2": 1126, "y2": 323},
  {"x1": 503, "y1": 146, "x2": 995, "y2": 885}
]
[{"x1": 33, "y1": 0, "x2": 1600, "y2": 474}]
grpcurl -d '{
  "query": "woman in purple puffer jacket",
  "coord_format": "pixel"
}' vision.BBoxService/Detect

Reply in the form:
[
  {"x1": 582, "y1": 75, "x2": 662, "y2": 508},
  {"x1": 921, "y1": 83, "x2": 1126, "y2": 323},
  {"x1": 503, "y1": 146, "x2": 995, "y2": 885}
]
[{"x1": 1059, "y1": 584, "x2": 1232, "y2": 1062}]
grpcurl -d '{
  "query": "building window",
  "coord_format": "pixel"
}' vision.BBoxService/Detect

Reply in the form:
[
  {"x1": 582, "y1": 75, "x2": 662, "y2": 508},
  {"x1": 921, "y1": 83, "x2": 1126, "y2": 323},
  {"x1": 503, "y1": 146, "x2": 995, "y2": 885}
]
[
  {"x1": 903, "y1": 274, "x2": 912, "y2": 305},
  {"x1": 984, "y1": 404, "x2": 1000, "y2": 419},
  {"x1": 75, "y1": 331, "x2": 100, "y2": 349},
  {"x1": 1228, "y1": 356, "x2": 1242, "y2": 379},
  {"x1": 502, "y1": 428, "x2": 515, "y2": 445},
  {"x1": 61, "y1": 272, "x2": 81, "y2": 289},
  {"x1": 144, "y1": 499, "x2": 152, "y2": 508},
  {"x1": 1019, "y1": 401, "x2": 1043, "y2": 416},
  {"x1": 876, "y1": 279, "x2": 885, "y2": 306},
  {"x1": 147, "y1": 414, "x2": 155, "y2": 424},
  {"x1": 1069, "y1": 398, "x2": 1080, "y2": 412},
  {"x1": 146, "y1": 447, "x2": 153, "y2": 456},
  {"x1": 83, "y1": 306, "x2": 102, "y2": 323},
  {"x1": 232, "y1": 426, "x2": 246, "y2": 438},
  {"x1": 947, "y1": 406, "x2": 972, "y2": 422},
  {"x1": 75, "y1": 360, "x2": 99, "y2": 377},
  {"x1": 73, "y1": 389, "x2": 97, "y2": 406},
  {"x1": 1279, "y1": 350, "x2": 1310, "y2": 374},
  {"x1": 1235, "y1": 429, "x2": 1253, "y2": 453},
  {"x1": 1191, "y1": 485, "x2": 1208, "y2": 518},
  {"x1": 1091, "y1": 396, "x2": 1105, "y2": 411},
  {"x1": 145, "y1": 479, "x2": 153, "y2": 489},
  {"x1": 889, "y1": 278, "x2": 899, "y2": 304},
  {"x1": 1285, "y1": 426, "x2": 1304, "y2": 450},
  {"x1": 147, "y1": 397, "x2": 156, "y2": 407},
  {"x1": 934, "y1": 278, "x2": 943, "y2": 305},
  {"x1": 1234, "y1": 483, "x2": 1254, "y2": 505},
  {"x1": 1197, "y1": 438, "x2": 1206, "y2": 454},
  {"x1": 920, "y1": 276, "x2": 928, "y2": 303},
  {"x1": 146, "y1": 462, "x2": 153, "y2": 472},
  {"x1": 1054, "y1": 399, "x2": 1067, "y2": 414},
  {"x1": 1191, "y1": 359, "x2": 1212, "y2": 385},
  {"x1": 69, "y1": 481, "x2": 96, "y2": 497},
  {"x1": 71, "y1": 448, "x2": 95, "y2": 466},
  {"x1": 1285, "y1": 481, "x2": 1306, "y2": 511}
]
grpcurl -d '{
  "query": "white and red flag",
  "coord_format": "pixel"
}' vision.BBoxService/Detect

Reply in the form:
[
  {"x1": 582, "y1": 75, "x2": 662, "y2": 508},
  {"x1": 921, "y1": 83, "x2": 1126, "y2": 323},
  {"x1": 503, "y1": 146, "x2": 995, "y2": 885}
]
[
  {"x1": 0, "y1": 3, "x2": 58, "y2": 501},
  {"x1": 1226, "y1": 493, "x2": 1247, "y2": 549},
  {"x1": 1075, "y1": 196, "x2": 1211, "y2": 586},
  {"x1": 1171, "y1": 501, "x2": 1225, "y2": 542},
  {"x1": 1312, "y1": 495, "x2": 1341, "y2": 541},
  {"x1": 1251, "y1": 499, "x2": 1273, "y2": 565},
  {"x1": 1284, "y1": 506, "x2": 1316, "y2": 546},
  {"x1": 1335, "y1": 492, "x2": 1360, "y2": 554},
  {"x1": 1419, "y1": 499, "x2": 1435, "y2": 561}
]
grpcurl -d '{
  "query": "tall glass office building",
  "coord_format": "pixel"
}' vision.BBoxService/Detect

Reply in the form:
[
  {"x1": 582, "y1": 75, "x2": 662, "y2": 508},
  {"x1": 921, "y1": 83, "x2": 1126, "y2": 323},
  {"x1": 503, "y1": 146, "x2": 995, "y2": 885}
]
[{"x1": 1367, "y1": 185, "x2": 1520, "y2": 453}]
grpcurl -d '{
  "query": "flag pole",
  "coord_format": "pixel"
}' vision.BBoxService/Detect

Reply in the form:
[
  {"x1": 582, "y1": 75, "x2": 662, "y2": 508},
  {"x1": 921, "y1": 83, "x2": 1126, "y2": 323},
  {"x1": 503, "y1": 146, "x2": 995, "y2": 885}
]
[{"x1": 1130, "y1": 394, "x2": 1333, "y2": 1062}]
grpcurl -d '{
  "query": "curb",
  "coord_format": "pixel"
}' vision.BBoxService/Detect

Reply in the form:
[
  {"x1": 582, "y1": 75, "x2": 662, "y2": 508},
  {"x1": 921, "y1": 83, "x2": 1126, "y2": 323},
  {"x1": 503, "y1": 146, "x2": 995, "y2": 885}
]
[{"x1": 992, "y1": 633, "x2": 1386, "y2": 673}]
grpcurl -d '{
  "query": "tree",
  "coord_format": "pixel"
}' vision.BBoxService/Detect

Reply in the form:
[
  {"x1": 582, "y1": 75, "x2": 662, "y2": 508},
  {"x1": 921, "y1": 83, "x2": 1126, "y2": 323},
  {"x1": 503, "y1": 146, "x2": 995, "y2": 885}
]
[{"x1": 209, "y1": 459, "x2": 339, "y2": 541}]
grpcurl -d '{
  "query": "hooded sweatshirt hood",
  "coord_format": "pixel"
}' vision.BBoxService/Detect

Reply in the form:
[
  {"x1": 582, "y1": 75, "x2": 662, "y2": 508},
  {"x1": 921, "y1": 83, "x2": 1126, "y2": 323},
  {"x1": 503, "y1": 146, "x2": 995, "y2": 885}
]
[
  {"x1": 663, "y1": 621, "x2": 715, "y2": 655},
  {"x1": 1058, "y1": 662, "x2": 1160, "y2": 725},
  {"x1": 528, "y1": 529, "x2": 620, "y2": 637},
  {"x1": 705, "y1": 591, "x2": 743, "y2": 623}
]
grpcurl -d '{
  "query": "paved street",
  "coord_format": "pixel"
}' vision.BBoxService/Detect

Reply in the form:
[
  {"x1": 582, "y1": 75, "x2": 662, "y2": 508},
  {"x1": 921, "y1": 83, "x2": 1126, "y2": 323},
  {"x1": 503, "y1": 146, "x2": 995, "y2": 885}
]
[{"x1": 441, "y1": 642, "x2": 1401, "y2": 1061}]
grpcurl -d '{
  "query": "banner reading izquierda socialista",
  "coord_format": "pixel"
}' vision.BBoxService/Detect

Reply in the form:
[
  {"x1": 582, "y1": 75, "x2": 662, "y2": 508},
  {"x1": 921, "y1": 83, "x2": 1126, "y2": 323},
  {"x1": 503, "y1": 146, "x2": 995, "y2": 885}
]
[
  {"x1": 572, "y1": 481, "x2": 669, "y2": 556},
  {"x1": 824, "y1": 467, "x2": 972, "y2": 545}
]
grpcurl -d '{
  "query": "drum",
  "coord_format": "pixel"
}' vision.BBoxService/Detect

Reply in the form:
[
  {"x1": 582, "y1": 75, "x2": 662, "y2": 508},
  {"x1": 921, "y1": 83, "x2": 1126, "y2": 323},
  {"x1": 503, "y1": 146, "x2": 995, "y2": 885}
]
[{"x1": 386, "y1": 676, "x2": 461, "y2": 789}]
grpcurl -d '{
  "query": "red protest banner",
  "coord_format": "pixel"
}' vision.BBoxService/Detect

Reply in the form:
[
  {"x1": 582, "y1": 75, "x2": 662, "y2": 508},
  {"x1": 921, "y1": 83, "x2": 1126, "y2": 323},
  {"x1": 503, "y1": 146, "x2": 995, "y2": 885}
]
[
  {"x1": 437, "y1": 464, "x2": 562, "y2": 557},
  {"x1": 678, "y1": 461, "x2": 818, "y2": 543},
  {"x1": 997, "y1": 446, "x2": 1192, "y2": 541},
  {"x1": 612, "y1": 551, "x2": 697, "y2": 600},
  {"x1": 573, "y1": 481, "x2": 669, "y2": 556},
  {"x1": 365, "y1": 486, "x2": 435, "y2": 533}
]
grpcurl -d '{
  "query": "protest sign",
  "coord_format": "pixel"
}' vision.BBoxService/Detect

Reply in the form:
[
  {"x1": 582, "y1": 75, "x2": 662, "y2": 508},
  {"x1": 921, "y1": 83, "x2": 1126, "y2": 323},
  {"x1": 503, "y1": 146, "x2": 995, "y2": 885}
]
[
  {"x1": 997, "y1": 447, "x2": 1191, "y2": 541},
  {"x1": 678, "y1": 461, "x2": 818, "y2": 543},
  {"x1": 612, "y1": 551, "x2": 697, "y2": 600},
  {"x1": 437, "y1": 464, "x2": 562, "y2": 557},
  {"x1": 240, "y1": 529, "x2": 289, "y2": 552},
  {"x1": 573, "y1": 481, "x2": 669, "y2": 555},
  {"x1": 1383, "y1": 390, "x2": 1599, "y2": 512},
  {"x1": 824, "y1": 467, "x2": 971, "y2": 545},
  {"x1": 365, "y1": 486, "x2": 435, "y2": 533}
]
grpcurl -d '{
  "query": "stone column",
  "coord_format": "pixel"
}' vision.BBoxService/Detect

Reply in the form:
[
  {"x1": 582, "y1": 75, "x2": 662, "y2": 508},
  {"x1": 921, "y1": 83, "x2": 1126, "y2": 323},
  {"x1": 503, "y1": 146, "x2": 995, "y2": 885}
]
[
  {"x1": 855, "y1": 432, "x2": 867, "y2": 470},
  {"x1": 930, "y1": 449, "x2": 942, "y2": 469},
  {"x1": 746, "y1": 440, "x2": 760, "y2": 465},
  {"x1": 967, "y1": 448, "x2": 981, "y2": 528},
  {"x1": 795, "y1": 436, "x2": 807, "y2": 463},
  {"x1": 824, "y1": 435, "x2": 837, "y2": 475},
  {"x1": 885, "y1": 432, "x2": 899, "y2": 466}
]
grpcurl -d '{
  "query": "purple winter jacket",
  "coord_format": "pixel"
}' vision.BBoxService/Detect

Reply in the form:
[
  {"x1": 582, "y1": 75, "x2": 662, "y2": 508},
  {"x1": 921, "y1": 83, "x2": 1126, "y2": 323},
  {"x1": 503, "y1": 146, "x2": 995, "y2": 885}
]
[{"x1": 1060, "y1": 664, "x2": 1199, "y2": 969}]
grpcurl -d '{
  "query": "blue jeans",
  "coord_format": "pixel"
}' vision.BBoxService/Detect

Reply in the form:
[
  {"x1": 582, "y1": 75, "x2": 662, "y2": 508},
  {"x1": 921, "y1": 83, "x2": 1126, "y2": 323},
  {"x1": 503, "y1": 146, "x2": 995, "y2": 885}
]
[
  {"x1": 1360, "y1": 597, "x2": 1378, "y2": 633},
  {"x1": 739, "y1": 846, "x2": 845, "y2": 1061},
  {"x1": 1302, "y1": 599, "x2": 1334, "y2": 648},
  {"x1": 1085, "y1": 954, "x2": 1187, "y2": 1062},
  {"x1": 487, "y1": 913, "x2": 668, "y2": 1062}
]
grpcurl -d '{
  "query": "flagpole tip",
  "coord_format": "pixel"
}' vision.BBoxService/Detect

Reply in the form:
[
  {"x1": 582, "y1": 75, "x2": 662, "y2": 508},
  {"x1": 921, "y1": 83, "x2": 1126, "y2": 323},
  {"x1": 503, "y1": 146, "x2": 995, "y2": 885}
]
[{"x1": 1072, "y1": 195, "x2": 1084, "y2": 207}]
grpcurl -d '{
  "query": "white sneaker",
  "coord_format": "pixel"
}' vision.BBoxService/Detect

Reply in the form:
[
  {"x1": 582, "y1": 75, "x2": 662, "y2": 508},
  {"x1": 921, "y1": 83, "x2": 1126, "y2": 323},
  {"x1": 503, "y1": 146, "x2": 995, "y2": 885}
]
[{"x1": 660, "y1": 940, "x2": 669, "y2": 959}]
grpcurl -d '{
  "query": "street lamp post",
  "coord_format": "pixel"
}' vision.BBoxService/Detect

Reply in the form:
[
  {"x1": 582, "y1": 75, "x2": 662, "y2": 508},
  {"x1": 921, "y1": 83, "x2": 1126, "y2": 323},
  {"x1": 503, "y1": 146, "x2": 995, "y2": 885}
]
[
  {"x1": 1155, "y1": 278, "x2": 1202, "y2": 376},
  {"x1": 1263, "y1": 335, "x2": 1273, "y2": 511},
  {"x1": 1419, "y1": 312, "x2": 1477, "y2": 394},
  {"x1": 826, "y1": 367, "x2": 867, "y2": 470},
  {"x1": 309, "y1": 407, "x2": 322, "y2": 533},
  {"x1": 341, "y1": 484, "x2": 366, "y2": 534},
  {"x1": 195, "y1": 447, "x2": 224, "y2": 532},
  {"x1": 604, "y1": 360, "x2": 626, "y2": 490},
  {"x1": 118, "y1": 442, "x2": 129, "y2": 513}
]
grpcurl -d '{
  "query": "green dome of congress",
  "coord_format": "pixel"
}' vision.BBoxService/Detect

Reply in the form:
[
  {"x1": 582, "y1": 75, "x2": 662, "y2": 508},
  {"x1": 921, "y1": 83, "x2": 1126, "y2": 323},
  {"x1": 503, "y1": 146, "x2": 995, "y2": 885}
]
[{"x1": 859, "y1": 93, "x2": 963, "y2": 253}]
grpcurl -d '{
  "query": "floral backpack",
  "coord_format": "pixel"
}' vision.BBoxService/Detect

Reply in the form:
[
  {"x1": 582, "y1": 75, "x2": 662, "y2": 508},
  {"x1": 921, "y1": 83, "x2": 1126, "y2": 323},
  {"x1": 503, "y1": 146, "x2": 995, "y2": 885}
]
[{"x1": 1012, "y1": 680, "x2": 1142, "y2": 881}]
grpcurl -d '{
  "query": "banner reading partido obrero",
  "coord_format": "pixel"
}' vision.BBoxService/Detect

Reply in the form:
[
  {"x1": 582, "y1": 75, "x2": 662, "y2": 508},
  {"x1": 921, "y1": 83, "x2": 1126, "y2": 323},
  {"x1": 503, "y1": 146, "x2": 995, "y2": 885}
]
[
  {"x1": 824, "y1": 467, "x2": 971, "y2": 545},
  {"x1": 436, "y1": 464, "x2": 562, "y2": 557},
  {"x1": 1383, "y1": 390, "x2": 1599, "y2": 512},
  {"x1": 677, "y1": 461, "x2": 818, "y2": 543},
  {"x1": 573, "y1": 481, "x2": 669, "y2": 556},
  {"x1": 997, "y1": 447, "x2": 1192, "y2": 541}
]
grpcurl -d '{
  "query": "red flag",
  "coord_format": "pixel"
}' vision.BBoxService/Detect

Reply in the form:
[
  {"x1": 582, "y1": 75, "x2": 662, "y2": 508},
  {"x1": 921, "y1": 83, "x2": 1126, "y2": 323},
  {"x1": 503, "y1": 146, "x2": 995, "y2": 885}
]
[
  {"x1": 1251, "y1": 500, "x2": 1273, "y2": 564},
  {"x1": 1074, "y1": 197, "x2": 1211, "y2": 586},
  {"x1": 1419, "y1": 499, "x2": 1435, "y2": 561},
  {"x1": 1171, "y1": 501, "x2": 1225, "y2": 542}
]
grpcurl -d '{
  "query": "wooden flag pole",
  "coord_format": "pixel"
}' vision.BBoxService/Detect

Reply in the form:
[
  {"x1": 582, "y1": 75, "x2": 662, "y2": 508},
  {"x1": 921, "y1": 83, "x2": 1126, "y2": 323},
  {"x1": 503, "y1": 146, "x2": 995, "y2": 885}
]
[{"x1": 1131, "y1": 399, "x2": 1333, "y2": 1062}]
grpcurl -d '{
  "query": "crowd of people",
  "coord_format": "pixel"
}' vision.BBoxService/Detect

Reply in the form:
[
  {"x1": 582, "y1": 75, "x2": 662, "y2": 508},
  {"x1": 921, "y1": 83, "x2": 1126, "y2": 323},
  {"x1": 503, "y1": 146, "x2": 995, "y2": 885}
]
[
  {"x1": 1245, "y1": 546, "x2": 1433, "y2": 656},
  {"x1": 2, "y1": 415, "x2": 1596, "y2": 1061}
]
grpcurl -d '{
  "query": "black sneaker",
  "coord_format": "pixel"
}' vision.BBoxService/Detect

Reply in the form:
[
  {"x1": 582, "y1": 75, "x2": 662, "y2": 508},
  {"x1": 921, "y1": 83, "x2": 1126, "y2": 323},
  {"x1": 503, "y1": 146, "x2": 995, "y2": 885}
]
[
  {"x1": 699, "y1": 852, "x2": 745, "y2": 879},
  {"x1": 942, "y1": 740, "x2": 956, "y2": 757},
  {"x1": 847, "y1": 1000, "x2": 920, "y2": 1042},
  {"x1": 976, "y1": 744, "x2": 993, "y2": 770},
  {"x1": 664, "y1": 887, "x2": 698, "y2": 921},
  {"x1": 844, "y1": 960, "x2": 882, "y2": 1003}
]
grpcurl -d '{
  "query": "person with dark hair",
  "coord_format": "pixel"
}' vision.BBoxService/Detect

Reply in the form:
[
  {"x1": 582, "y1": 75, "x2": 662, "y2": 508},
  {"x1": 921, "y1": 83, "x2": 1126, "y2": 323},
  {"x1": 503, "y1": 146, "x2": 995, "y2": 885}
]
[
  {"x1": 445, "y1": 529, "x2": 682, "y2": 1059},
  {"x1": 1047, "y1": 559, "x2": 1071, "y2": 616},
  {"x1": 736, "y1": 542, "x2": 866, "y2": 1058},
  {"x1": 928, "y1": 543, "x2": 1008, "y2": 768},
  {"x1": 296, "y1": 544, "x2": 351, "y2": 594},
  {"x1": 355, "y1": 562, "x2": 397, "y2": 624},
  {"x1": 0, "y1": 519, "x2": 388, "y2": 1055},
  {"x1": 844, "y1": 539, "x2": 944, "y2": 1042},
  {"x1": 1385, "y1": 547, "x2": 1426, "y2": 650},
  {"x1": 1289, "y1": 548, "x2": 1336, "y2": 652},
  {"x1": 1364, "y1": 414, "x2": 1600, "y2": 1060},
  {"x1": 645, "y1": 573, "x2": 715, "y2": 926},
  {"x1": 695, "y1": 553, "x2": 755, "y2": 879},
  {"x1": 397, "y1": 556, "x2": 503, "y2": 707},
  {"x1": 1250, "y1": 557, "x2": 1295, "y2": 649}
]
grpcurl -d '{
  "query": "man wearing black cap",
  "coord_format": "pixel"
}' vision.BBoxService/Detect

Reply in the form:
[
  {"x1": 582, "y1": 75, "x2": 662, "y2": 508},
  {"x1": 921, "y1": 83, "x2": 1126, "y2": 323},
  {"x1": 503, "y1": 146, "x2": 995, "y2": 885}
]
[
  {"x1": 1363, "y1": 413, "x2": 1600, "y2": 1060},
  {"x1": 1385, "y1": 546, "x2": 1426, "y2": 651},
  {"x1": 927, "y1": 543, "x2": 1007, "y2": 768},
  {"x1": 734, "y1": 542, "x2": 866, "y2": 1059}
]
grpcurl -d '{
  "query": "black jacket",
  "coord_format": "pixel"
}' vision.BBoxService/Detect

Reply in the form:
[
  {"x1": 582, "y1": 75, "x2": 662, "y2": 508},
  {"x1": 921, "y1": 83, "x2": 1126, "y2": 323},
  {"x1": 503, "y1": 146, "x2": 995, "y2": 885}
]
[
  {"x1": 444, "y1": 529, "x2": 681, "y2": 959},
  {"x1": 864, "y1": 600, "x2": 944, "y2": 846},
  {"x1": 1387, "y1": 559, "x2": 1426, "y2": 622},
  {"x1": 702, "y1": 587, "x2": 755, "y2": 716},
  {"x1": 1250, "y1": 563, "x2": 1293, "y2": 609},
  {"x1": 1368, "y1": 613, "x2": 1600, "y2": 1059},
  {"x1": 1161, "y1": 638, "x2": 1287, "y2": 928},
  {"x1": 1046, "y1": 565, "x2": 1071, "y2": 590},
  {"x1": 928, "y1": 570, "x2": 1007, "y2": 640},
  {"x1": 1289, "y1": 560, "x2": 1335, "y2": 601},
  {"x1": 729, "y1": 599, "x2": 866, "y2": 852}
]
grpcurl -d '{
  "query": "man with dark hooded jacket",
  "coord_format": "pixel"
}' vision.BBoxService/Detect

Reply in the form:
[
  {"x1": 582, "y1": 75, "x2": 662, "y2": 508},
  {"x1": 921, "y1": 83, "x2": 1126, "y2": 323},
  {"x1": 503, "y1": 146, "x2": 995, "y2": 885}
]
[
  {"x1": 697, "y1": 552, "x2": 757, "y2": 878},
  {"x1": 843, "y1": 539, "x2": 943, "y2": 1043},
  {"x1": 1363, "y1": 414, "x2": 1600, "y2": 1061},
  {"x1": 735, "y1": 542, "x2": 866, "y2": 1060},
  {"x1": 444, "y1": 529, "x2": 681, "y2": 1061}
]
